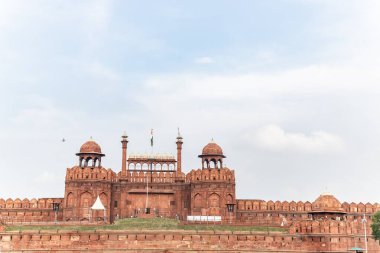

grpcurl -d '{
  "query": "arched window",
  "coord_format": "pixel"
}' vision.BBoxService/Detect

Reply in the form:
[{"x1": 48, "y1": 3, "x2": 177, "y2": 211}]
[
  {"x1": 194, "y1": 194, "x2": 203, "y2": 208},
  {"x1": 210, "y1": 159, "x2": 216, "y2": 169},
  {"x1": 226, "y1": 194, "x2": 233, "y2": 204},
  {"x1": 80, "y1": 192, "x2": 92, "y2": 208},
  {"x1": 86, "y1": 158, "x2": 93, "y2": 167},
  {"x1": 79, "y1": 158, "x2": 84, "y2": 167},
  {"x1": 94, "y1": 158, "x2": 100, "y2": 167},
  {"x1": 99, "y1": 193, "x2": 107, "y2": 206},
  {"x1": 209, "y1": 193, "x2": 220, "y2": 208},
  {"x1": 67, "y1": 193, "x2": 75, "y2": 207}
]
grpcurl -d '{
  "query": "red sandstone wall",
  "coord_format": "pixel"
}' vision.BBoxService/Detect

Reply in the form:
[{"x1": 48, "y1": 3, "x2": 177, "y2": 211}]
[
  {"x1": 236, "y1": 199, "x2": 380, "y2": 213},
  {"x1": 0, "y1": 198, "x2": 64, "y2": 223},
  {"x1": 235, "y1": 199, "x2": 380, "y2": 227},
  {"x1": 1, "y1": 230, "x2": 380, "y2": 252}
]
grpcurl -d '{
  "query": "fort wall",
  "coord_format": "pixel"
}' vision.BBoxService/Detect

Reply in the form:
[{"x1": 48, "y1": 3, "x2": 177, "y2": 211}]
[
  {"x1": 235, "y1": 199, "x2": 380, "y2": 226},
  {"x1": 1, "y1": 230, "x2": 380, "y2": 252},
  {"x1": 0, "y1": 198, "x2": 63, "y2": 223}
]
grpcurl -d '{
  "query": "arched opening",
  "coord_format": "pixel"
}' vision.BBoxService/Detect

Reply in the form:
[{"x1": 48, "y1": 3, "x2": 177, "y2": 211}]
[
  {"x1": 142, "y1": 163, "x2": 149, "y2": 170},
  {"x1": 169, "y1": 164, "x2": 175, "y2": 171},
  {"x1": 86, "y1": 158, "x2": 93, "y2": 167},
  {"x1": 136, "y1": 163, "x2": 141, "y2": 170},
  {"x1": 218, "y1": 160, "x2": 222, "y2": 168},
  {"x1": 208, "y1": 193, "x2": 221, "y2": 216},
  {"x1": 94, "y1": 158, "x2": 99, "y2": 167},
  {"x1": 194, "y1": 194, "x2": 203, "y2": 208},
  {"x1": 209, "y1": 193, "x2": 220, "y2": 208},
  {"x1": 99, "y1": 192, "x2": 107, "y2": 206},
  {"x1": 226, "y1": 194, "x2": 233, "y2": 204},
  {"x1": 203, "y1": 160, "x2": 208, "y2": 169},
  {"x1": 210, "y1": 159, "x2": 216, "y2": 169},
  {"x1": 80, "y1": 192, "x2": 92, "y2": 218},
  {"x1": 67, "y1": 193, "x2": 75, "y2": 207}
]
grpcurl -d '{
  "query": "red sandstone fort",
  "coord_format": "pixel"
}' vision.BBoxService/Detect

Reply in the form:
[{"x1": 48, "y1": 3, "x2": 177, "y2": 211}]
[{"x1": 1, "y1": 133, "x2": 380, "y2": 252}]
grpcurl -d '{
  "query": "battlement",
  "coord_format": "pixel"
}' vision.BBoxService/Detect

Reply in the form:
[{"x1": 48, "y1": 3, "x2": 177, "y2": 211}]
[
  {"x1": 236, "y1": 199, "x2": 380, "y2": 214},
  {"x1": 0, "y1": 198, "x2": 64, "y2": 224},
  {"x1": 128, "y1": 153, "x2": 176, "y2": 160},
  {"x1": 186, "y1": 168, "x2": 235, "y2": 182},
  {"x1": 65, "y1": 166, "x2": 116, "y2": 182},
  {"x1": 290, "y1": 219, "x2": 372, "y2": 235},
  {"x1": 0, "y1": 198, "x2": 63, "y2": 210},
  {"x1": 118, "y1": 170, "x2": 186, "y2": 183},
  {"x1": 1, "y1": 229, "x2": 380, "y2": 252}
]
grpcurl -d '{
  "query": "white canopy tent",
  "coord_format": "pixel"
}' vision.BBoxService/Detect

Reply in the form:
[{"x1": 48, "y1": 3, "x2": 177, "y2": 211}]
[{"x1": 90, "y1": 195, "x2": 106, "y2": 222}]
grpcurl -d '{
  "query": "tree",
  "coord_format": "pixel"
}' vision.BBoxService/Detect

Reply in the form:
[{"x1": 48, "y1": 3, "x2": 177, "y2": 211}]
[{"x1": 371, "y1": 211, "x2": 380, "y2": 241}]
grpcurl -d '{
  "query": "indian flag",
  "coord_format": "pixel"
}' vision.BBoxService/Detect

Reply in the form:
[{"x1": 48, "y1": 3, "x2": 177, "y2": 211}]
[{"x1": 150, "y1": 129, "x2": 154, "y2": 147}]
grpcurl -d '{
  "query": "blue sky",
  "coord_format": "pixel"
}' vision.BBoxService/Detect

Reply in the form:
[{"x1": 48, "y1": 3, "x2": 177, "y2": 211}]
[{"x1": 1, "y1": 0, "x2": 380, "y2": 203}]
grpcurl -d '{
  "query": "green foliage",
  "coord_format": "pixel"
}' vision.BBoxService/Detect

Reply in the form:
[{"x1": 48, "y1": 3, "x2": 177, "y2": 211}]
[
  {"x1": 5, "y1": 218, "x2": 286, "y2": 233},
  {"x1": 371, "y1": 211, "x2": 380, "y2": 241}
]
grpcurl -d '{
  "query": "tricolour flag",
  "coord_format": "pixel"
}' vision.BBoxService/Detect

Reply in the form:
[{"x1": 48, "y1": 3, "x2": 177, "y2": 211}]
[{"x1": 150, "y1": 129, "x2": 154, "y2": 147}]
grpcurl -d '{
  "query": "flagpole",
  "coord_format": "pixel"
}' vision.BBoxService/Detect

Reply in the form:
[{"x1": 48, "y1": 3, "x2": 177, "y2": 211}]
[
  {"x1": 145, "y1": 171, "x2": 148, "y2": 213},
  {"x1": 363, "y1": 214, "x2": 368, "y2": 253},
  {"x1": 145, "y1": 129, "x2": 154, "y2": 214}
]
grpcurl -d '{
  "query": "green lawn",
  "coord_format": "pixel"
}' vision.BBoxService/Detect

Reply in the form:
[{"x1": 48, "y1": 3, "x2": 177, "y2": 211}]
[{"x1": 4, "y1": 218, "x2": 286, "y2": 233}]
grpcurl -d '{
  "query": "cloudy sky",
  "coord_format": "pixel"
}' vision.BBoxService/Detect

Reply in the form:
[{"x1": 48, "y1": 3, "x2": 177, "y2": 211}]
[{"x1": 1, "y1": 0, "x2": 380, "y2": 204}]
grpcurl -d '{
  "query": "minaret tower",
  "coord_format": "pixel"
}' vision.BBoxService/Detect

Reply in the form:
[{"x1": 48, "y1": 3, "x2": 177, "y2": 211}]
[
  {"x1": 176, "y1": 130, "x2": 183, "y2": 173},
  {"x1": 121, "y1": 132, "x2": 128, "y2": 175}
]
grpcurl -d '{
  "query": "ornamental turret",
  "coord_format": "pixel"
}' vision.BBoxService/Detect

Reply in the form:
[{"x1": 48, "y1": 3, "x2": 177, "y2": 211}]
[
  {"x1": 76, "y1": 138, "x2": 105, "y2": 167},
  {"x1": 198, "y1": 139, "x2": 225, "y2": 169}
]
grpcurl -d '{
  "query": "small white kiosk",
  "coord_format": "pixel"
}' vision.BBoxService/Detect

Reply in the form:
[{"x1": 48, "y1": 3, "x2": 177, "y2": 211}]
[{"x1": 91, "y1": 195, "x2": 106, "y2": 223}]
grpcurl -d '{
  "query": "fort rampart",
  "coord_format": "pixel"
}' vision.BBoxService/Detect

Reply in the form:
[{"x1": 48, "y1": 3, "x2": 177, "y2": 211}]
[{"x1": 1, "y1": 229, "x2": 379, "y2": 252}]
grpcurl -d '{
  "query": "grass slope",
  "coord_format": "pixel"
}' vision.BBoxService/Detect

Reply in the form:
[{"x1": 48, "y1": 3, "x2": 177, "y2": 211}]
[{"x1": 5, "y1": 218, "x2": 286, "y2": 232}]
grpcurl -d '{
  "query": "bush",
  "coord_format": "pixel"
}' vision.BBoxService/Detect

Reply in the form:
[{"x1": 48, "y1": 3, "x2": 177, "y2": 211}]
[{"x1": 371, "y1": 212, "x2": 380, "y2": 241}]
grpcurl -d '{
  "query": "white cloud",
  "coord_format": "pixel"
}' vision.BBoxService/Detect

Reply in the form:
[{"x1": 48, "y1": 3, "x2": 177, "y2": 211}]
[
  {"x1": 194, "y1": 57, "x2": 214, "y2": 64},
  {"x1": 144, "y1": 64, "x2": 380, "y2": 101},
  {"x1": 85, "y1": 62, "x2": 120, "y2": 81},
  {"x1": 0, "y1": 1, "x2": 22, "y2": 28},
  {"x1": 252, "y1": 124, "x2": 344, "y2": 154},
  {"x1": 34, "y1": 171, "x2": 55, "y2": 183},
  {"x1": 1, "y1": 0, "x2": 380, "y2": 201}
]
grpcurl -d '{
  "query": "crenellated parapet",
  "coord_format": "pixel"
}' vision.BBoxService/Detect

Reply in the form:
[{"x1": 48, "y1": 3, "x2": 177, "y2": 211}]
[
  {"x1": 0, "y1": 197, "x2": 64, "y2": 223},
  {"x1": 290, "y1": 219, "x2": 372, "y2": 235},
  {"x1": 186, "y1": 168, "x2": 235, "y2": 182},
  {"x1": 0, "y1": 198, "x2": 63, "y2": 210},
  {"x1": 117, "y1": 170, "x2": 186, "y2": 183},
  {"x1": 65, "y1": 166, "x2": 116, "y2": 181},
  {"x1": 236, "y1": 199, "x2": 380, "y2": 214},
  {"x1": 237, "y1": 200, "x2": 312, "y2": 212},
  {"x1": 342, "y1": 202, "x2": 380, "y2": 213}
]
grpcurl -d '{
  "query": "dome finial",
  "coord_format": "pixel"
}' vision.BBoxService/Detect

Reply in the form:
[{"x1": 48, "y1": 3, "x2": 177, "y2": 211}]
[{"x1": 176, "y1": 127, "x2": 183, "y2": 141}]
